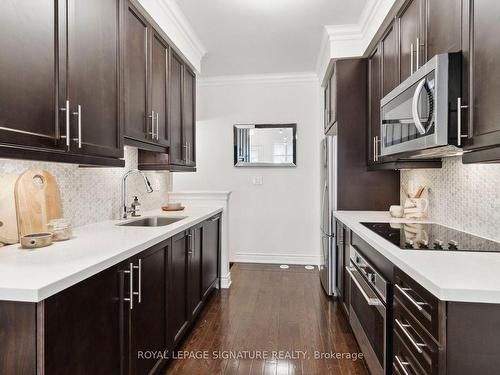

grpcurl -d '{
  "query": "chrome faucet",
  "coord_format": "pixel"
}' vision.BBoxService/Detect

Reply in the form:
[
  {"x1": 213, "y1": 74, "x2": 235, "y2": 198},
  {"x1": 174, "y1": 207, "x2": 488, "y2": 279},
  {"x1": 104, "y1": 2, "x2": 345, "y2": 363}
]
[{"x1": 121, "y1": 169, "x2": 154, "y2": 219}]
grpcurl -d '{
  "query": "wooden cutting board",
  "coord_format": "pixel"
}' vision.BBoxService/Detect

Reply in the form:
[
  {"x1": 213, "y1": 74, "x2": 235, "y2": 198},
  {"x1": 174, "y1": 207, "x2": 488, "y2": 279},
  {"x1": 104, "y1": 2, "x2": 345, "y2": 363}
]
[
  {"x1": 15, "y1": 169, "x2": 62, "y2": 237},
  {"x1": 0, "y1": 173, "x2": 20, "y2": 244}
]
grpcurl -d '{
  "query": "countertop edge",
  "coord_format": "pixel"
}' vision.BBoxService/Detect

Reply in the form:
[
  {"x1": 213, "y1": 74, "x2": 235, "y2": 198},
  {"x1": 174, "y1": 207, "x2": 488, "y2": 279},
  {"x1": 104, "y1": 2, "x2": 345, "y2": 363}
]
[
  {"x1": 0, "y1": 207, "x2": 223, "y2": 303},
  {"x1": 334, "y1": 211, "x2": 500, "y2": 304}
]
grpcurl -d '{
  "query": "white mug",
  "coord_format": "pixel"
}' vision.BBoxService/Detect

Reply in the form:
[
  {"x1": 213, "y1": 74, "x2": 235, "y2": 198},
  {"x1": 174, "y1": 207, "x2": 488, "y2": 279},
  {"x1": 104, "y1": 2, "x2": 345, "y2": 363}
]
[{"x1": 389, "y1": 205, "x2": 404, "y2": 218}]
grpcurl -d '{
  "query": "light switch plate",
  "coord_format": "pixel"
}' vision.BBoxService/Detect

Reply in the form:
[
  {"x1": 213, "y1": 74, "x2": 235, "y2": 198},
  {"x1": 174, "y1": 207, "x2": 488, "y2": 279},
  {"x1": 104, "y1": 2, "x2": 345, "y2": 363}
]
[{"x1": 252, "y1": 176, "x2": 263, "y2": 185}]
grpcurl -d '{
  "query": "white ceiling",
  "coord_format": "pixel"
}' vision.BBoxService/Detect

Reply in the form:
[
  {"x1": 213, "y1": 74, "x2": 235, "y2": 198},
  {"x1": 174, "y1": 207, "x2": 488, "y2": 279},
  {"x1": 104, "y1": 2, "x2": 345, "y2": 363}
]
[{"x1": 175, "y1": 0, "x2": 368, "y2": 77}]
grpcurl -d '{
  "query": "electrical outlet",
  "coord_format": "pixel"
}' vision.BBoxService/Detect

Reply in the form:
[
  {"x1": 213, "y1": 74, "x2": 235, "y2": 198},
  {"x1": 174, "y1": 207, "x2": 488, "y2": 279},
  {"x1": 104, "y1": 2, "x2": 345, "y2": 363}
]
[{"x1": 252, "y1": 176, "x2": 263, "y2": 185}]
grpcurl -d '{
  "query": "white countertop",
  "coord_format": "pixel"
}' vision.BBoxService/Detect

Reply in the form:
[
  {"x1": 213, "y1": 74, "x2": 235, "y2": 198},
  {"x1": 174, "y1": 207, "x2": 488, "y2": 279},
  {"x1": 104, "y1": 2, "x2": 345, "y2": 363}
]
[
  {"x1": 335, "y1": 211, "x2": 500, "y2": 304},
  {"x1": 0, "y1": 206, "x2": 222, "y2": 303}
]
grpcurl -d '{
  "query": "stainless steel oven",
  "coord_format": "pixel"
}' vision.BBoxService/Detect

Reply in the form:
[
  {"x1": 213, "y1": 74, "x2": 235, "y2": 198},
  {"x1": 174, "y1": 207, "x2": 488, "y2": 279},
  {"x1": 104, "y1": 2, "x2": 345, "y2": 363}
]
[
  {"x1": 380, "y1": 53, "x2": 463, "y2": 159},
  {"x1": 346, "y1": 246, "x2": 390, "y2": 375}
]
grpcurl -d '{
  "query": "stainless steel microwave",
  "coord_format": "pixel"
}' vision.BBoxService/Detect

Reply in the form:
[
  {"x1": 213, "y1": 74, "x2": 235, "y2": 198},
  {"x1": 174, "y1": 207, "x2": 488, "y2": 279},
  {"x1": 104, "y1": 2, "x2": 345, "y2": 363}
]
[{"x1": 380, "y1": 53, "x2": 464, "y2": 159}]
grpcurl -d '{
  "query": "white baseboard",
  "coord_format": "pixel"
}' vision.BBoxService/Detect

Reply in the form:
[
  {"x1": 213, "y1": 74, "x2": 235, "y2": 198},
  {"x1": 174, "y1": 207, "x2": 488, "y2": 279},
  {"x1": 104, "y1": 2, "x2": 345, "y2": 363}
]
[
  {"x1": 232, "y1": 252, "x2": 321, "y2": 266},
  {"x1": 220, "y1": 272, "x2": 232, "y2": 289}
]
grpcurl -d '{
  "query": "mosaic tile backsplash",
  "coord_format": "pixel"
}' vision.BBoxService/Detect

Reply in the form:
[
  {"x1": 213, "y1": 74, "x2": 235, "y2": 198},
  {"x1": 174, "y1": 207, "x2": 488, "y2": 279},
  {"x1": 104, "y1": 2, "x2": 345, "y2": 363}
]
[
  {"x1": 401, "y1": 156, "x2": 500, "y2": 241},
  {"x1": 0, "y1": 147, "x2": 172, "y2": 227}
]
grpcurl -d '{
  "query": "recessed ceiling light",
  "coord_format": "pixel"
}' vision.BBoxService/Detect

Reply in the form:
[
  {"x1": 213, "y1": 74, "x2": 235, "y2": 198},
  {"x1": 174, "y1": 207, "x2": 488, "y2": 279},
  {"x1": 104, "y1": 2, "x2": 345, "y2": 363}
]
[{"x1": 280, "y1": 264, "x2": 290, "y2": 269}]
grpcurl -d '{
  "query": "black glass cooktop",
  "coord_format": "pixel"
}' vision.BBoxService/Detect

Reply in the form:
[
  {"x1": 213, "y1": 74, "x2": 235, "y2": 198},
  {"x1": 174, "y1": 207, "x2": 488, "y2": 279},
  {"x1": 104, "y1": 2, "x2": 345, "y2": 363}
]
[{"x1": 361, "y1": 222, "x2": 500, "y2": 252}]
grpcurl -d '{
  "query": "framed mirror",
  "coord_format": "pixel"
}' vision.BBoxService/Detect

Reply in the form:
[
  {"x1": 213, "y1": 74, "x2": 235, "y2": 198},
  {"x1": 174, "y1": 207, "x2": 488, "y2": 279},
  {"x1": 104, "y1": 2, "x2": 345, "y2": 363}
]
[{"x1": 234, "y1": 124, "x2": 297, "y2": 167}]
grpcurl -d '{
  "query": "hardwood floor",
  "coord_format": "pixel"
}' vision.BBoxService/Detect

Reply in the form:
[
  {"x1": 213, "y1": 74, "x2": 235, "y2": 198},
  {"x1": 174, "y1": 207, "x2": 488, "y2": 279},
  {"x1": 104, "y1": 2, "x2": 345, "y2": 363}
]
[{"x1": 163, "y1": 263, "x2": 368, "y2": 375}]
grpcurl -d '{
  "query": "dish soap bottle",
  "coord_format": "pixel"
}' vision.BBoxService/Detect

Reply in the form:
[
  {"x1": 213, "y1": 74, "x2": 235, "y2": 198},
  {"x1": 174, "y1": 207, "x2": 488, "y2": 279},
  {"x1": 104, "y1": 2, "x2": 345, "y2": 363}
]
[{"x1": 131, "y1": 196, "x2": 141, "y2": 217}]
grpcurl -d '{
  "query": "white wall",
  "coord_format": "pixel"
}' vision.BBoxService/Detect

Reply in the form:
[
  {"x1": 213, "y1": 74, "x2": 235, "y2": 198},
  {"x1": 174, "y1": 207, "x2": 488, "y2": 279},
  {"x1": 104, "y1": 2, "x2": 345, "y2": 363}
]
[{"x1": 173, "y1": 76, "x2": 323, "y2": 265}]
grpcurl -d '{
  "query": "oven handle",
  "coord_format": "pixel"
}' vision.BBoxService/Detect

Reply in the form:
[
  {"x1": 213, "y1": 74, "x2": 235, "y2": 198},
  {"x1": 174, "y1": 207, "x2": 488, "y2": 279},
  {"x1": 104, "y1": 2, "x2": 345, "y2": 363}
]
[
  {"x1": 412, "y1": 78, "x2": 428, "y2": 135},
  {"x1": 346, "y1": 266, "x2": 383, "y2": 306}
]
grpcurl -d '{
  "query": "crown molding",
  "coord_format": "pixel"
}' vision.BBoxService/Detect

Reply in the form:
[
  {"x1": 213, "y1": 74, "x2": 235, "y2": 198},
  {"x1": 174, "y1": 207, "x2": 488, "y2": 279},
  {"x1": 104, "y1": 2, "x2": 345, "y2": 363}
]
[
  {"x1": 137, "y1": 0, "x2": 207, "y2": 73},
  {"x1": 197, "y1": 72, "x2": 319, "y2": 87},
  {"x1": 315, "y1": 0, "x2": 396, "y2": 83}
]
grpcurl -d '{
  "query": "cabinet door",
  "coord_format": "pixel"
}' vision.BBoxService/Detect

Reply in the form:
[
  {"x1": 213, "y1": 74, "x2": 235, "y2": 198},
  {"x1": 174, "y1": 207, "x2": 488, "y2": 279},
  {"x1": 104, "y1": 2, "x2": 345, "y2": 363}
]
[
  {"x1": 187, "y1": 225, "x2": 203, "y2": 319},
  {"x1": 151, "y1": 31, "x2": 169, "y2": 147},
  {"x1": 183, "y1": 67, "x2": 196, "y2": 166},
  {"x1": 324, "y1": 82, "x2": 330, "y2": 130},
  {"x1": 125, "y1": 4, "x2": 150, "y2": 143},
  {"x1": 463, "y1": 0, "x2": 500, "y2": 151},
  {"x1": 42, "y1": 265, "x2": 122, "y2": 375},
  {"x1": 381, "y1": 22, "x2": 399, "y2": 97},
  {"x1": 335, "y1": 222, "x2": 344, "y2": 302},
  {"x1": 202, "y1": 216, "x2": 220, "y2": 298},
  {"x1": 426, "y1": 0, "x2": 462, "y2": 58},
  {"x1": 169, "y1": 231, "x2": 189, "y2": 346},
  {"x1": 66, "y1": 0, "x2": 123, "y2": 158},
  {"x1": 0, "y1": 0, "x2": 64, "y2": 150},
  {"x1": 368, "y1": 45, "x2": 382, "y2": 164},
  {"x1": 169, "y1": 52, "x2": 184, "y2": 165},
  {"x1": 398, "y1": 0, "x2": 423, "y2": 81},
  {"x1": 330, "y1": 66, "x2": 338, "y2": 126},
  {"x1": 130, "y1": 243, "x2": 168, "y2": 375}
]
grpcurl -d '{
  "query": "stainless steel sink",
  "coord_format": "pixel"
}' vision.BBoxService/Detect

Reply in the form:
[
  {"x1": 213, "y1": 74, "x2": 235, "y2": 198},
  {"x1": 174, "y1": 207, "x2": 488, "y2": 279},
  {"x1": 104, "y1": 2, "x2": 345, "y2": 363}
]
[{"x1": 117, "y1": 216, "x2": 187, "y2": 227}]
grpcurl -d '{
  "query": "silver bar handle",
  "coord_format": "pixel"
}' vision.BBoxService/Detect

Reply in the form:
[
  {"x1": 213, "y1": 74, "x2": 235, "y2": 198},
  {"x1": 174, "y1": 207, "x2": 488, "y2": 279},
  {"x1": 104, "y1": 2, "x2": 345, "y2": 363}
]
[
  {"x1": 72, "y1": 105, "x2": 82, "y2": 148},
  {"x1": 182, "y1": 142, "x2": 188, "y2": 162},
  {"x1": 133, "y1": 260, "x2": 142, "y2": 303},
  {"x1": 148, "y1": 111, "x2": 156, "y2": 139},
  {"x1": 410, "y1": 43, "x2": 414, "y2": 74},
  {"x1": 395, "y1": 355, "x2": 411, "y2": 375},
  {"x1": 345, "y1": 266, "x2": 382, "y2": 306},
  {"x1": 373, "y1": 137, "x2": 376, "y2": 161},
  {"x1": 395, "y1": 318, "x2": 427, "y2": 353},
  {"x1": 395, "y1": 284, "x2": 426, "y2": 311},
  {"x1": 60, "y1": 100, "x2": 70, "y2": 147},
  {"x1": 187, "y1": 231, "x2": 193, "y2": 254},
  {"x1": 123, "y1": 263, "x2": 134, "y2": 310},
  {"x1": 416, "y1": 37, "x2": 420, "y2": 69},
  {"x1": 457, "y1": 97, "x2": 469, "y2": 146},
  {"x1": 156, "y1": 113, "x2": 160, "y2": 140},
  {"x1": 192, "y1": 230, "x2": 195, "y2": 256}
]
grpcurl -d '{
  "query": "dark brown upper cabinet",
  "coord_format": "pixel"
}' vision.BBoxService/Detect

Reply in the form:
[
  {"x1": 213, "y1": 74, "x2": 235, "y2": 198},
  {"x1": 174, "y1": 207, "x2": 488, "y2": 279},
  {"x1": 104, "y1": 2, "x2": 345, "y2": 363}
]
[
  {"x1": 125, "y1": 3, "x2": 169, "y2": 150},
  {"x1": 368, "y1": 45, "x2": 382, "y2": 165},
  {"x1": 397, "y1": 0, "x2": 424, "y2": 82},
  {"x1": 323, "y1": 65, "x2": 338, "y2": 134},
  {"x1": 65, "y1": 0, "x2": 124, "y2": 160},
  {"x1": 381, "y1": 22, "x2": 399, "y2": 97},
  {"x1": 0, "y1": 0, "x2": 62, "y2": 151},
  {"x1": 462, "y1": 0, "x2": 500, "y2": 163},
  {"x1": 125, "y1": 5, "x2": 149, "y2": 144},
  {"x1": 0, "y1": 0, "x2": 124, "y2": 166},
  {"x1": 138, "y1": 51, "x2": 197, "y2": 172},
  {"x1": 183, "y1": 66, "x2": 196, "y2": 167},
  {"x1": 425, "y1": 0, "x2": 462, "y2": 59}
]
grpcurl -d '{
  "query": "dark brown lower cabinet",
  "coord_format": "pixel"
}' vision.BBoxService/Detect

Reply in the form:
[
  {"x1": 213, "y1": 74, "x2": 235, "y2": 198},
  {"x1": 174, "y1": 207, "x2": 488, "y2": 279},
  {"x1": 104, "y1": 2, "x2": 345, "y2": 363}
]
[
  {"x1": 169, "y1": 231, "x2": 190, "y2": 348},
  {"x1": 43, "y1": 265, "x2": 123, "y2": 375},
  {"x1": 187, "y1": 225, "x2": 203, "y2": 319},
  {"x1": 0, "y1": 217, "x2": 220, "y2": 375},
  {"x1": 393, "y1": 268, "x2": 500, "y2": 375},
  {"x1": 202, "y1": 215, "x2": 221, "y2": 298},
  {"x1": 128, "y1": 242, "x2": 169, "y2": 375}
]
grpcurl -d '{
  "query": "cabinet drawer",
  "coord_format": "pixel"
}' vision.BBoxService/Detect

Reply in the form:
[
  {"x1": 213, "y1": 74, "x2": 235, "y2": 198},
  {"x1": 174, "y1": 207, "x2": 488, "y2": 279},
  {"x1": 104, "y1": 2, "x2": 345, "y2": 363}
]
[
  {"x1": 393, "y1": 329, "x2": 427, "y2": 375},
  {"x1": 394, "y1": 298, "x2": 443, "y2": 375},
  {"x1": 394, "y1": 268, "x2": 445, "y2": 342}
]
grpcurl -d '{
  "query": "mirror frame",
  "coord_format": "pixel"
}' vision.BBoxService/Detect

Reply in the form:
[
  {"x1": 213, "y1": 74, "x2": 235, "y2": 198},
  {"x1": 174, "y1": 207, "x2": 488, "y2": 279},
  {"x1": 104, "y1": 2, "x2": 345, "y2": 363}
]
[{"x1": 233, "y1": 123, "x2": 297, "y2": 167}]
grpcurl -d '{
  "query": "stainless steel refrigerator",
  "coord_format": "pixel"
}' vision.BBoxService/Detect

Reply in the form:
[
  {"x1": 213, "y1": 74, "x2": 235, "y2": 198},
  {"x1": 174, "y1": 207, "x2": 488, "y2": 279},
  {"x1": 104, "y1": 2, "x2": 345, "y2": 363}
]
[{"x1": 320, "y1": 136, "x2": 336, "y2": 296}]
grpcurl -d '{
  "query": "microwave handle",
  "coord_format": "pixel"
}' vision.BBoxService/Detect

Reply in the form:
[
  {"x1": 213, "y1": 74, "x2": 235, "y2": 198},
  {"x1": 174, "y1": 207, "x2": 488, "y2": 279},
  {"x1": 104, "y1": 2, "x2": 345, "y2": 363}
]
[{"x1": 412, "y1": 78, "x2": 428, "y2": 135}]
